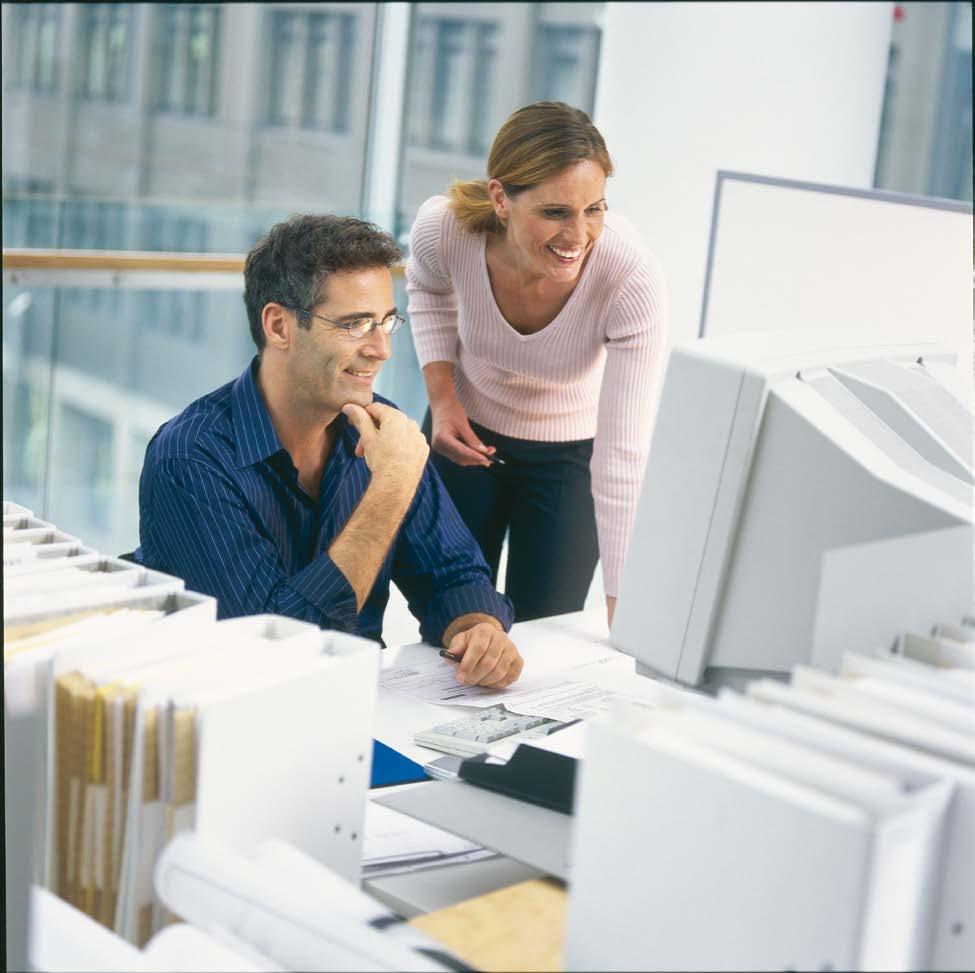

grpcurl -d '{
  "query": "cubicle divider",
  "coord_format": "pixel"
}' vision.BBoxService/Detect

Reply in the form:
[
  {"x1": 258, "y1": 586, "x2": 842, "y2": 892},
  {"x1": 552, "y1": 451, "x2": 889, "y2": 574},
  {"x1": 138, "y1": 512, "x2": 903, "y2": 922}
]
[{"x1": 699, "y1": 171, "x2": 974, "y2": 376}]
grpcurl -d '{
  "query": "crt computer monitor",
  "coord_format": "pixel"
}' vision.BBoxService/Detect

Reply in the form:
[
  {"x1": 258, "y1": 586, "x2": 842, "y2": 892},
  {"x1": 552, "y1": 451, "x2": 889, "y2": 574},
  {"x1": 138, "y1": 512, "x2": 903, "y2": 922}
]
[{"x1": 610, "y1": 330, "x2": 974, "y2": 692}]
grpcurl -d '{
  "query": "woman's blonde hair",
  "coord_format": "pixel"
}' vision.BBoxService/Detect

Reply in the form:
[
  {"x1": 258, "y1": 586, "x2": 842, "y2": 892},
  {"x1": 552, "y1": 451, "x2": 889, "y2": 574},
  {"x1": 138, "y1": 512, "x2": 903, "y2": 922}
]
[{"x1": 447, "y1": 101, "x2": 614, "y2": 235}]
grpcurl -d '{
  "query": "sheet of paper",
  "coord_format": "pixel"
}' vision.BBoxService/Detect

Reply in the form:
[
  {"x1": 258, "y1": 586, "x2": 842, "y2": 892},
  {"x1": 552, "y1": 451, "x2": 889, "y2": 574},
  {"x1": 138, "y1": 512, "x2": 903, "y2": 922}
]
[
  {"x1": 499, "y1": 680, "x2": 655, "y2": 721},
  {"x1": 379, "y1": 646, "x2": 630, "y2": 709},
  {"x1": 362, "y1": 800, "x2": 484, "y2": 868}
]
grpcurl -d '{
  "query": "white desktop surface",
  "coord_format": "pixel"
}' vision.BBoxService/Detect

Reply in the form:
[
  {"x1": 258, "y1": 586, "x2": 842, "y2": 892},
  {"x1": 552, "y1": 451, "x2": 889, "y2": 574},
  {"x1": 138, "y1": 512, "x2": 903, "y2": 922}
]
[
  {"x1": 373, "y1": 608, "x2": 620, "y2": 764},
  {"x1": 365, "y1": 609, "x2": 649, "y2": 915}
]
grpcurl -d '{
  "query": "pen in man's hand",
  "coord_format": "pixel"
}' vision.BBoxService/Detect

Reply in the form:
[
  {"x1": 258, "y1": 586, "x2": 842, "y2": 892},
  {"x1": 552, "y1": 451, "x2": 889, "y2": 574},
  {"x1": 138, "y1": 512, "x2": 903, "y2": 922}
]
[{"x1": 439, "y1": 648, "x2": 463, "y2": 662}]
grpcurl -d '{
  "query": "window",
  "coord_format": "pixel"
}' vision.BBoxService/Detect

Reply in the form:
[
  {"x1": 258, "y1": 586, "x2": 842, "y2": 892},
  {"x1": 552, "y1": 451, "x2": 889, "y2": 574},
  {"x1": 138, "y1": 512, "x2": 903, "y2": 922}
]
[
  {"x1": 139, "y1": 210, "x2": 210, "y2": 343},
  {"x1": 267, "y1": 9, "x2": 356, "y2": 132},
  {"x1": 6, "y1": 3, "x2": 61, "y2": 93},
  {"x1": 154, "y1": 4, "x2": 220, "y2": 116},
  {"x1": 80, "y1": 4, "x2": 131, "y2": 102},
  {"x1": 926, "y1": 3, "x2": 972, "y2": 200},
  {"x1": 53, "y1": 404, "x2": 115, "y2": 533},
  {"x1": 873, "y1": 2, "x2": 972, "y2": 203},
  {"x1": 532, "y1": 24, "x2": 600, "y2": 111},
  {"x1": 62, "y1": 200, "x2": 128, "y2": 313},
  {"x1": 398, "y1": 3, "x2": 606, "y2": 236},
  {"x1": 469, "y1": 23, "x2": 500, "y2": 155},
  {"x1": 409, "y1": 17, "x2": 500, "y2": 156}
]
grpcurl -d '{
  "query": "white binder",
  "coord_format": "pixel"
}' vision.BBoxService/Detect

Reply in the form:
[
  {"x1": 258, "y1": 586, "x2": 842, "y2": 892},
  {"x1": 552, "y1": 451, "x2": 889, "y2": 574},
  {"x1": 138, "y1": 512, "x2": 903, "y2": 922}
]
[
  {"x1": 565, "y1": 708, "x2": 952, "y2": 972},
  {"x1": 752, "y1": 669, "x2": 975, "y2": 765},
  {"x1": 4, "y1": 544, "x2": 102, "y2": 577},
  {"x1": 4, "y1": 565, "x2": 186, "y2": 629},
  {"x1": 839, "y1": 651, "x2": 975, "y2": 707},
  {"x1": 112, "y1": 622, "x2": 380, "y2": 944},
  {"x1": 714, "y1": 687, "x2": 975, "y2": 971}
]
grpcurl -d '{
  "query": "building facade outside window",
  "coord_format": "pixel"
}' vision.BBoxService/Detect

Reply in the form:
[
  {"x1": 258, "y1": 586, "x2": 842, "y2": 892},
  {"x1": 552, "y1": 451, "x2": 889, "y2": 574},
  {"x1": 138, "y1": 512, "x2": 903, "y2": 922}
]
[
  {"x1": 266, "y1": 8, "x2": 355, "y2": 132},
  {"x1": 873, "y1": 1, "x2": 973, "y2": 202},
  {"x1": 531, "y1": 23, "x2": 600, "y2": 110},
  {"x1": 6, "y1": 3, "x2": 61, "y2": 92},
  {"x1": 154, "y1": 3, "x2": 220, "y2": 116},
  {"x1": 79, "y1": 4, "x2": 131, "y2": 102}
]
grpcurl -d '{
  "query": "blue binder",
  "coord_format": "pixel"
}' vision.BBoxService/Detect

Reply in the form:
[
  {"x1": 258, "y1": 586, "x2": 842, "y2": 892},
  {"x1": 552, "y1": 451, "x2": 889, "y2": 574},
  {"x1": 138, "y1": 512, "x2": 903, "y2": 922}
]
[{"x1": 370, "y1": 738, "x2": 429, "y2": 788}]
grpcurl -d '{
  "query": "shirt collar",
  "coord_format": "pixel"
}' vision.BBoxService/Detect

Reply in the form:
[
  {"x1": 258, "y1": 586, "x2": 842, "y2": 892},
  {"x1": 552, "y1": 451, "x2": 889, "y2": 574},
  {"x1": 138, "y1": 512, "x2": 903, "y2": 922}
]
[
  {"x1": 231, "y1": 355, "x2": 364, "y2": 470},
  {"x1": 231, "y1": 356, "x2": 287, "y2": 468}
]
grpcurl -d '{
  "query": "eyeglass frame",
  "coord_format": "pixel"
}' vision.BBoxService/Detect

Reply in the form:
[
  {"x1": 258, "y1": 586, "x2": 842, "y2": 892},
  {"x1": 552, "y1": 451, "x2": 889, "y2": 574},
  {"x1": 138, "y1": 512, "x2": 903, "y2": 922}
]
[{"x1": 281, "y1": 303, "x2": 405, "y2": 339}]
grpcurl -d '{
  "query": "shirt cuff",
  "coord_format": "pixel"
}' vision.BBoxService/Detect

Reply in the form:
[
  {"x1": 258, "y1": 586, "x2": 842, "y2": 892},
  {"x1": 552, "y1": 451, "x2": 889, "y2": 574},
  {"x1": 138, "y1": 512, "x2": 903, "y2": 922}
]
[
  {"x1": 420, "y1": 583, "x2": 515, "y2": 647},
  {"x1": 288, "y1": 552, "x2": 359, "y2": 632}
]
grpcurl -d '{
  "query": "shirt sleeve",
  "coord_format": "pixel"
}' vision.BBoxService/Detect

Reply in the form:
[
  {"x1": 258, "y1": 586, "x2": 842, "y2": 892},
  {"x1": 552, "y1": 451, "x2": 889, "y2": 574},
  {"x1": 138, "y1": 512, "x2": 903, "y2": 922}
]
[
  {"x1": 391, "y1": 460, "x2": 514, "y2": 646},
  {"x1": 405, "y1": 196, "x2": 461, "y2": 366},
  {"x1": 142, "y1": 458, "x2": 359, "y2": 629},
  {"x1": 591, "y1": 257, "x2": 669, "y2": 597}
]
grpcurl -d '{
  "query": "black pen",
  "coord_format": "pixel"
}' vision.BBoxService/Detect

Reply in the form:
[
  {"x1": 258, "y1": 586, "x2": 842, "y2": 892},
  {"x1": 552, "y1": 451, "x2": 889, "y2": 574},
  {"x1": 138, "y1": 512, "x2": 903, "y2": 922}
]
[
  {"x1": 439, "y1": 648, "x2": 463, "y2": 662},
  {"x1": 484, "y1": 453, "x2": 506, "y2": 466}
]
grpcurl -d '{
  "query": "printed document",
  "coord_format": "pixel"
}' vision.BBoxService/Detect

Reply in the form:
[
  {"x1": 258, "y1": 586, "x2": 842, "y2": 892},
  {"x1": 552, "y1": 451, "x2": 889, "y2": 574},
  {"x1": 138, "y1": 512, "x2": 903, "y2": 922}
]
[{"x1": 379, "y1": 643, "x2": 630, "y2": 710}]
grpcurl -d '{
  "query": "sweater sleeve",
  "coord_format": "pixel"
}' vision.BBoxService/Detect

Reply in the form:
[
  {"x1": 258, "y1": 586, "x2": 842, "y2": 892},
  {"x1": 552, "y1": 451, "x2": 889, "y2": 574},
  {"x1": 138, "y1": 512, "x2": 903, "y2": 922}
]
[
  {"x1": 591, "y1": 257, "x2": 669, "y2": 596},
  {"x1": 406, "y1": 196, "x2": 461, "y2": 366}
]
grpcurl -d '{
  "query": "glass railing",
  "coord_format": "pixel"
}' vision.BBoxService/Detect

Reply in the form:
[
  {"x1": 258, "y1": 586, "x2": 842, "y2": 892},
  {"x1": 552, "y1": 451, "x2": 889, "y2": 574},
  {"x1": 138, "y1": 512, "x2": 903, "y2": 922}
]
[{"x1": 2, "y1": 249, "x2": 424, "y2": 556}]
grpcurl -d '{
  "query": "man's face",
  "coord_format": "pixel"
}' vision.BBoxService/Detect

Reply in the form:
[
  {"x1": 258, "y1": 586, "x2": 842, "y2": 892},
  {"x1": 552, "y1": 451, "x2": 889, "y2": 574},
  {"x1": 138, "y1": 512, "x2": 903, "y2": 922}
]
[{"x1": 287, "y1": 266, "x2": 395, "y2": 416}]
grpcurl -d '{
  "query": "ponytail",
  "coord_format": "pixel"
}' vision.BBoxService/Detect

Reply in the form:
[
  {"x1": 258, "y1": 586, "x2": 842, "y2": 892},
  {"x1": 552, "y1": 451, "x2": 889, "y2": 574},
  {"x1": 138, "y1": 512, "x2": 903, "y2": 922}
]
[{"x1": 446, "y1": 178, "x2": 504, "y2": 235}]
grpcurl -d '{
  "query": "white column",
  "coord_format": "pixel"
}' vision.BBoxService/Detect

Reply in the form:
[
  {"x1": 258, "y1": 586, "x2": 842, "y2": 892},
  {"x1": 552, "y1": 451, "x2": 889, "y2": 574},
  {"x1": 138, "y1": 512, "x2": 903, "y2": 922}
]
[
  {"x1": 593, "y1": 1, "x2": 894, "y2": 348},
  {"x1": 361, "y1": 2, "x2": 411, "y2": 233}
]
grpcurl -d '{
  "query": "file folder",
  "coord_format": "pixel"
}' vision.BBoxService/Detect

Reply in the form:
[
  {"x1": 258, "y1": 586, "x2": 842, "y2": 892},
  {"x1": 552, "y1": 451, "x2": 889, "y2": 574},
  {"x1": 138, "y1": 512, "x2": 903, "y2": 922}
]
[
  {"x1": 4, "y1": 544, "x2": 102, "y2": 577},
  {"x1": 4, "y1": 566, "x2": 186, "y2": 639},
  {"x1": 2, "y1": 499, "x2": 34, "y2": 521},
  {"x1": 565, "y1": 707, "x2": 952, "y2": 972},
  {"x1": 107, "y1": 621, "x2": 380, "y2": 946},
  {"x1": 732, "y1": 684, "x2": 975, "y2": 970},
  {"x1": 371, "y1": 739, "x2": 428, "y2": 788},
  {"x1": 840, "y1": 650, "x2": 975, "y2": 706}
]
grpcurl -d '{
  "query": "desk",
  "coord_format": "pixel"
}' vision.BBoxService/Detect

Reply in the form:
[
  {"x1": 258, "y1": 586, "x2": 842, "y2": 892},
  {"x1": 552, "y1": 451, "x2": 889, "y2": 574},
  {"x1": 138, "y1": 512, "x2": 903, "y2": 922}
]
[
  {"x1": 373, "y1": 608, "x2": 619, "y2": 764},
  {"x1": 365, "y1": 609, "x2": 651, "y2": 916}
]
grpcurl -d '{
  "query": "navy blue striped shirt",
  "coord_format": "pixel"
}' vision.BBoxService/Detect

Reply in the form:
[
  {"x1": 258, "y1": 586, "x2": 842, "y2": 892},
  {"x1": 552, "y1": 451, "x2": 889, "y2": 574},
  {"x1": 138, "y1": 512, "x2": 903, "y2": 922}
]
[{"x1": 135, "y1": 357, "x2": 513, "y2": 644}]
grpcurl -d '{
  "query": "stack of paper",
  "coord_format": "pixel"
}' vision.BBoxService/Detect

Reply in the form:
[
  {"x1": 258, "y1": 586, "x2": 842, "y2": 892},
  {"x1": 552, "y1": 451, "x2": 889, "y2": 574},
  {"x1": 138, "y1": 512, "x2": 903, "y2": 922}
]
[
  {"x1": 362, "y1": 801, "x2": 496, "y2": 878},
  {"x1": 566, "y1": 615, "x2": 975, "y2": 972},
  {"x1": 4, "y1": 501, "x2": 382, "y2": 953},
  {"x1": 4, "y1": 516, "x2": 85, "y2": 569},
  {"x1": 38, "y1": 613, "x2": 379, "y2": 947}
]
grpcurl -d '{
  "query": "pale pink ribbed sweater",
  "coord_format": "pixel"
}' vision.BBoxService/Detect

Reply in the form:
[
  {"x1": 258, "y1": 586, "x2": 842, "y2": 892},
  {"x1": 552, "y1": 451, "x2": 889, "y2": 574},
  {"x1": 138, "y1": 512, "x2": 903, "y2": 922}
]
[{"x1": 406, "y1": 195, "x2": 668, "y2": 596}]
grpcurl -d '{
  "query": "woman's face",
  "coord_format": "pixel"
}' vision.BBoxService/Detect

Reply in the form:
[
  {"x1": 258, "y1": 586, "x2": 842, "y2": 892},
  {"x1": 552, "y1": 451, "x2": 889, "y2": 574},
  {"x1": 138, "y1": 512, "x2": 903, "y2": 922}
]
[{"x1": 491, "y1": 159, "x2": 607, "y2": 284}]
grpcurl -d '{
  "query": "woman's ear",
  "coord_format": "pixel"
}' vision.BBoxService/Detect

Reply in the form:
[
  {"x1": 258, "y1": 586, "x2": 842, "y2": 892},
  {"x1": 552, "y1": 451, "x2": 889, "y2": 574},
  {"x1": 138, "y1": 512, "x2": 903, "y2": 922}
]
[{"x1": 486, "y1": 178, "x2": 508, "y2": 223}]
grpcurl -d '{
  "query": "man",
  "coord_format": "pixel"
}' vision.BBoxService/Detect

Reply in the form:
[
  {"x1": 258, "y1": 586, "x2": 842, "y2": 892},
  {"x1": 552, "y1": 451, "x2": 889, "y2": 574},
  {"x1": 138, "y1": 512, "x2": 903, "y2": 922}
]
[{"x1": 135, "y1": 215, "x2": 523, "y2": 689}]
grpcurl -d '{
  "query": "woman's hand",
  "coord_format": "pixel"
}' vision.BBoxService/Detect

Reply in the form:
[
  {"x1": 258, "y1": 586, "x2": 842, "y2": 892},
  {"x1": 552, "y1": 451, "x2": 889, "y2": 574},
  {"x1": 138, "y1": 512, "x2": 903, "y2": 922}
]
[{"x1": 430, "y1": 397, "x2": 496, "y2": 468}]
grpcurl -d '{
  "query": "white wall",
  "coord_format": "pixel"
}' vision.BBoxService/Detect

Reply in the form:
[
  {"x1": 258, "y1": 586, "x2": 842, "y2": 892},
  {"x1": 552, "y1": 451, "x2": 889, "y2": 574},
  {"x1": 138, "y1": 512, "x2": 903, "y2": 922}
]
[{"x1": 594, "y1": 1, "x2": 894, "y2": 349}]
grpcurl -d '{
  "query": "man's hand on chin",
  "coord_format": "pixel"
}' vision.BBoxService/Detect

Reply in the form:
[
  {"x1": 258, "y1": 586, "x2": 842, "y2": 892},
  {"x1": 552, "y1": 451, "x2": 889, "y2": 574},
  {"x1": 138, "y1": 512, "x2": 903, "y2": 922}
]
[{"x1": 445, "y1": 620, "x2": 524, "y2": 689}]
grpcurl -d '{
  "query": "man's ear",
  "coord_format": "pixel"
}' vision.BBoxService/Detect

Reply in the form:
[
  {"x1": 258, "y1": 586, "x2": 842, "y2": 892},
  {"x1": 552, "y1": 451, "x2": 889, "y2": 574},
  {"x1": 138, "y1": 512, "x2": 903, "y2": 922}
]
[{"x1": 262, "y1": 302, "x2": 291, "y2": 351}]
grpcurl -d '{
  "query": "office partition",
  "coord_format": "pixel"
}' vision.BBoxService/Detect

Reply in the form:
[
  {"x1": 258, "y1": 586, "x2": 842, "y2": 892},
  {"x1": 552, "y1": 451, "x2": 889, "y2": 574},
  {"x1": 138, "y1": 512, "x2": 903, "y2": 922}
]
[{"x1": 699, "y1": 172, "x2": 974, "y2": 378}]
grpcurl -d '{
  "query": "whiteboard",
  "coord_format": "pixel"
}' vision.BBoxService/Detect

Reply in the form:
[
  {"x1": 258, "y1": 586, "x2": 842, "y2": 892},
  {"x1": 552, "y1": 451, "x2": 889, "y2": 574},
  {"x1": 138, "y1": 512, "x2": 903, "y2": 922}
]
[{"x1": 700, "y1": 172, "x2": 973, "y2": 379}]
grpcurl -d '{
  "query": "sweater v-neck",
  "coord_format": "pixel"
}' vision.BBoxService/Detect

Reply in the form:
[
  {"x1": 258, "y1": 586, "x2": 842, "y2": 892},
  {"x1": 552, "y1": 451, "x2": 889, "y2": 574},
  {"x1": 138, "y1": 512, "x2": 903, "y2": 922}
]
[{"x1": 480, "y1": 232, "x2": 598, "y2": 342}]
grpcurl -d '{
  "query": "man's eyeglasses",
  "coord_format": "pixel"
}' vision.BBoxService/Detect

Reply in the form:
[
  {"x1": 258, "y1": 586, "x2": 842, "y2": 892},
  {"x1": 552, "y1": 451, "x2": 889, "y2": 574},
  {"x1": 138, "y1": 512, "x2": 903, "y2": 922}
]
[{"x1": 283, "y1": 304, "x2": 405, "y2": 340}]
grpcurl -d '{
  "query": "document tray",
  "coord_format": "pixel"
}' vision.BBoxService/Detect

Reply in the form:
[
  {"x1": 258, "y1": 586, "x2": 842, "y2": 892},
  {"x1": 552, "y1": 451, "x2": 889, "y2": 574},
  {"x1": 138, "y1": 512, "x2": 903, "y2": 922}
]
[{"x1": 458, "y1": 745, "x2": 576, "y2": 815}]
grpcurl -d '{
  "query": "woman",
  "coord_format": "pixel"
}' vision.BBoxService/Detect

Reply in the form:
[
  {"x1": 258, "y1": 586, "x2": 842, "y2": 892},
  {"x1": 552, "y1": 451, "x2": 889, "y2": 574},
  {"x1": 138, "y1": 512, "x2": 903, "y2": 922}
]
[{"x1": 406, "y1": 101, "x2": 667, "y2": 625}]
